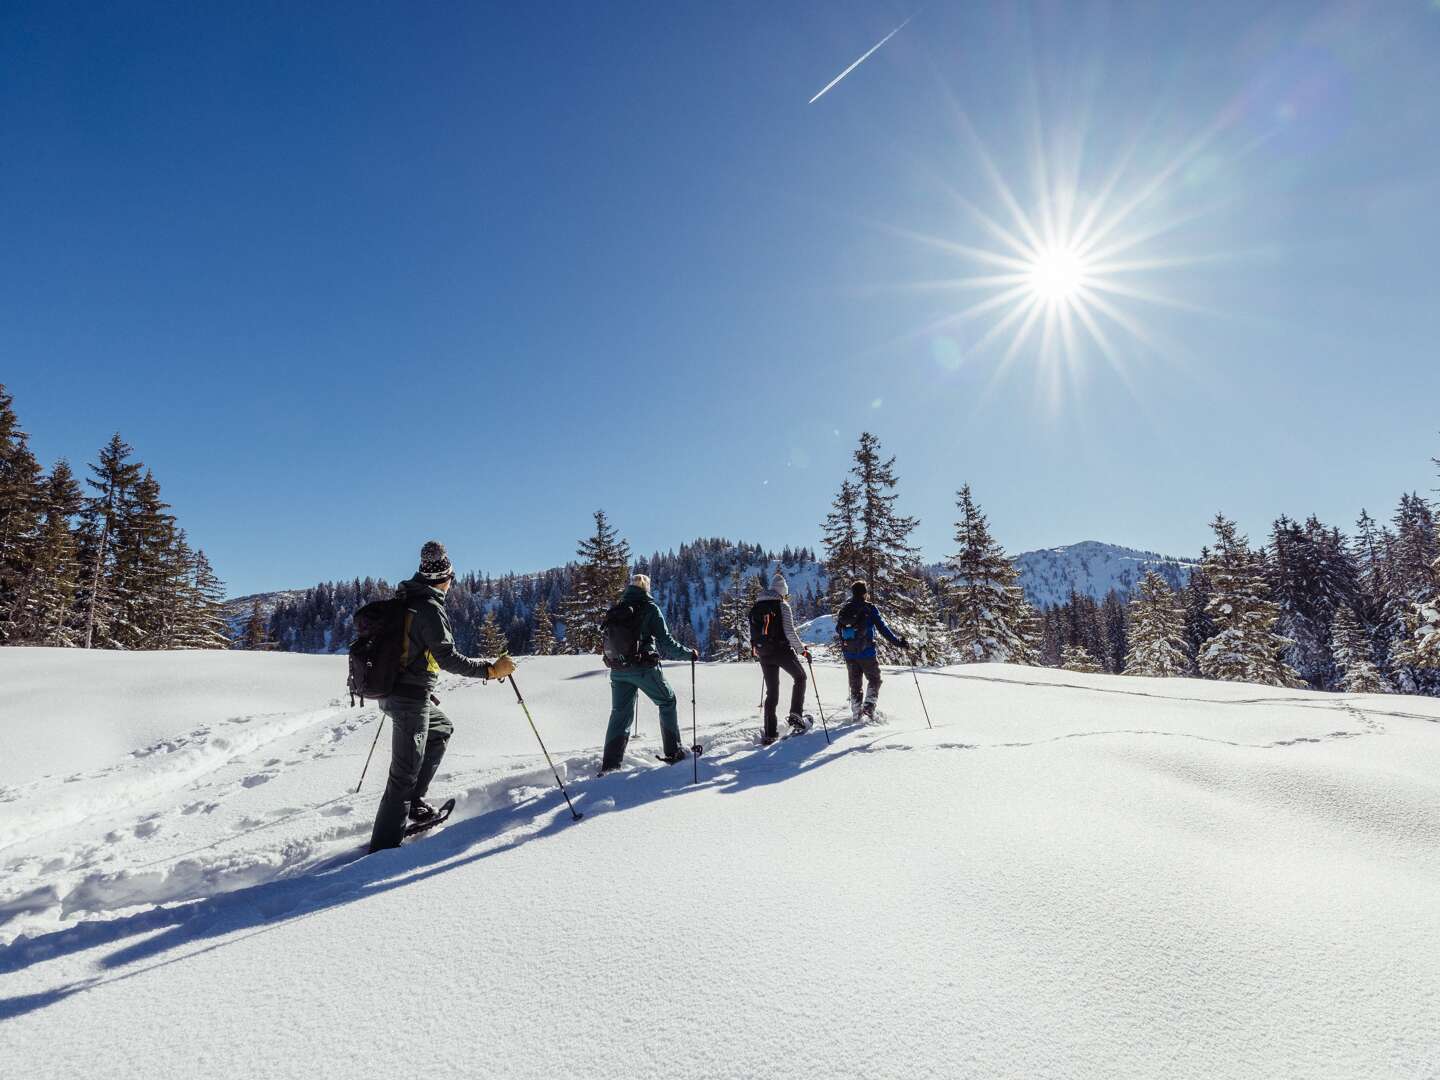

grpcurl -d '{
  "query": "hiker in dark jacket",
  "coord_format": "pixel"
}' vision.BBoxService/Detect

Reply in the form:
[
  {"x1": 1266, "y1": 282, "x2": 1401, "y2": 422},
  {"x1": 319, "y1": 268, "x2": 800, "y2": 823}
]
[
  {"x1": 835, "y1": 579, "x2": 907, "y2": 721},
  {"x1": 600, "y1": 573, "x2": 699, "y2": 772},
  {"x1": 368, "y1": 540, "x2": 515, "y2": 852},
  {"x1": 750, "y1": 571, "x2": 811, "y2": 744}
]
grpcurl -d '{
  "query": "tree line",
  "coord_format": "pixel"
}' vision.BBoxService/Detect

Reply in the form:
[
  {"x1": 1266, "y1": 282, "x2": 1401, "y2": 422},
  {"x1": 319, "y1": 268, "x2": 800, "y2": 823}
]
[
  {"x1": 812, "y1": 430, "x2": 1440, "y2": 695},
  {"x1": 0, "y1": 385, "x2": 229, "y2": 650}
]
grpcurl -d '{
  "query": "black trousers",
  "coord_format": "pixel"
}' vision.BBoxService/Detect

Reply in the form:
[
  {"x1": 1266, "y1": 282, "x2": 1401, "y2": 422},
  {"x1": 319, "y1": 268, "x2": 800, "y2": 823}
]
[
  {"x1": 369, "y1": 695, "x2": 453, "y2": 852},
  {"x1": 846, "y1": 657, "x2": 883, "y2": 706},
  {"x1": 761, "y1": 649, "x2": 808, "y2": 737}
]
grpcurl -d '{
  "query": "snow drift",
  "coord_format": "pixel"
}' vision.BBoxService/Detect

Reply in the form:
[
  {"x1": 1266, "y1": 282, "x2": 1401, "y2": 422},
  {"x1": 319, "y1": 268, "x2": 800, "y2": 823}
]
[{"x1": 1, "y1": 648, "x2": 1438, "y2": 1079}]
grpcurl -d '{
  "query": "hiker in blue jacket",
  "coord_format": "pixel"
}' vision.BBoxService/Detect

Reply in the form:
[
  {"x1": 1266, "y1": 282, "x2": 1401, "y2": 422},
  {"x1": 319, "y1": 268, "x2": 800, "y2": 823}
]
[{"x1": 834, "y1": 579, "x2": 908, "y2": 721}]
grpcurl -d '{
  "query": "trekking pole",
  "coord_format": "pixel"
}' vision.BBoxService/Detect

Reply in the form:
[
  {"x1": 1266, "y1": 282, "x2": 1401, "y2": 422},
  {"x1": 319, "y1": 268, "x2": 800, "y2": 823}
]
[
  {"x1": 909, "y1": 652, "x2": 934, "y2": 730},
  {"x1": 690, "y1": 658, "x2": 700, "y2": 785},
  {"x1": 506, "y1": 673, "x2": 583, "y2": 821},
  {"x1": 632, "y1": 693, "x2": 640, "y2": 739},
  {"x1": 355, "y1": 715, "x2": 385, "y2": 793},
  {"x1": 806, "y1": 654, "x2": 831, "y2": 745}
]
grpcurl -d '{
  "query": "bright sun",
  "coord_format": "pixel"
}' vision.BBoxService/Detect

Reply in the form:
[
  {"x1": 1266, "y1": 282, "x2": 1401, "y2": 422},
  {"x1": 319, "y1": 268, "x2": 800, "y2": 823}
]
[{"x1": 1027, "y1": 245, "x2": 1089, "y2": 304}]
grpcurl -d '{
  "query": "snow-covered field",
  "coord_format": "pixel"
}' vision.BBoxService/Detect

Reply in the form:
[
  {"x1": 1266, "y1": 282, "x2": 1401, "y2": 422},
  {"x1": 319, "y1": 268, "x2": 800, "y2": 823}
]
[{"x1": 2, "y1": 648, "x2": 1439, "y2": 1079}]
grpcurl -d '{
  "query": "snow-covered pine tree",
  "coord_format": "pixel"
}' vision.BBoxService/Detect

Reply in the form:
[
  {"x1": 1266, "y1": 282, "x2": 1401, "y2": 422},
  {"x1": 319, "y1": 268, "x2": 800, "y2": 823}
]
[
  {"x1": 561, "y1": 510, "x2": 631, "y2": 654},
  {"x1": 824, "y1": 433, "x2": 946, "y2": 661},
  {"x1": 180, "y1": 548, "x2": 231, "y2": 649},
  {"x1": 820, "y1": 478, "x2": 862, "y2": 610},
  {"x1": 1268, "y1": 515, "x2": 1358, "y2": 688},
  {"x1": 477, "y1": 608, "x2": 509, "y2": 656},
  {"x1": 711, "y1": 565, "x2": 750, "y2": 661},
  {"x1": 1329, "y1": 605, "x2": 1388, "y2": 693},
  {"x1": 1061, "y1": 643, "x2": 1103, "y2": 673},
  {"x1": 4, "y1": 460, "x2": 83, "y2": 645},
  {"x1": 106, "y1": 470, "x2": 175, "y2": 649},
  {"x1": 1179, "y1": 551, "x2": 1214, "y2": 667},
  {"x1": 900, "y1": 569, "x2": 954, "y2": 665},
  {"x1": 0, "y1": 384, "x2": 43, "y2": 641},
  {"x1": 530, "y1": 597, "x2": 556, "y2": 655},
  {"x1": 1197, "y1": 514, "x2": 1302, "y2": 688},
  {"x1": 945, "y1": 484, "x2": 1032, "y2": 664},
  {"x1": 1123, "y1": 570, "x2": 1191, "y2": 677},
  {"x1": 243, "y1": 599, "x2": 268, "y2": 650},
  {"x1": 1100, "y1": 590, "x2": 1128, "y2": 673},
  {"x1": 77, "y1": 433, "x2": 143, "y2": 649}
]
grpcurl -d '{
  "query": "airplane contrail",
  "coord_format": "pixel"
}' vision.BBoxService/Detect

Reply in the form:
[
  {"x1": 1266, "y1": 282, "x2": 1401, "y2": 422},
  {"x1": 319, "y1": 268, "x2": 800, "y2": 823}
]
[{"x1": 808, "y1": 13, "x2": 916, "y2": 105}]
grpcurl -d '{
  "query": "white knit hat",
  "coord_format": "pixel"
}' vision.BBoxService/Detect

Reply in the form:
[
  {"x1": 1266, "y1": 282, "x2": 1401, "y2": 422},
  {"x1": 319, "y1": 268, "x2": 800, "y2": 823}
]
[
  {"x1": 631, "y1": 573, "x2": 651, "y2": 594},
  {"x1": 771, "y1": 571, "x2": 789, "y2": 596}
]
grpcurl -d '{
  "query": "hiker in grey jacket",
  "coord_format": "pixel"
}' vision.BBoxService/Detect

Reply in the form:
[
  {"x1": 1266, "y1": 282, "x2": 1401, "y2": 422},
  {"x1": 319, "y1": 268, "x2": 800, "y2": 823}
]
[
  {"x1": 750, "y1": 571, "x2": 811, "y2": 744},
  {"x1": 368, "y1": 540, "x2": 515, "y2": 853}
]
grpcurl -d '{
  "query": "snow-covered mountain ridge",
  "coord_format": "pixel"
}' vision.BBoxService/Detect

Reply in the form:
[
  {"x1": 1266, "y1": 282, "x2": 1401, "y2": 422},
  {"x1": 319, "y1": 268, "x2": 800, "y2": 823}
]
[
  {"x1": 1012, "y1": 540, "x2": 1196, "y2": 608},
  {"x1": 223, "y1": 539, "x2": 1198, "y2": 650}
]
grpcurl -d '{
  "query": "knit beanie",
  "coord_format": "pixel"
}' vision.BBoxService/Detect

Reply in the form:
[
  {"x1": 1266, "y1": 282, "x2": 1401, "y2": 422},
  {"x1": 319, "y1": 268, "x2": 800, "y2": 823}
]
[
  {"x1": 417, "y1": 540, "x2": 454, "y2": 583},
  {"x1": 631, "y1": 573, "x2": 651, "y2": 594},
  {"x1": 851, "y1": 579, "x2": 868, "y2": 599},
  {"x1": 771, "y1": 571, "x2": 789, "y2": 597}
]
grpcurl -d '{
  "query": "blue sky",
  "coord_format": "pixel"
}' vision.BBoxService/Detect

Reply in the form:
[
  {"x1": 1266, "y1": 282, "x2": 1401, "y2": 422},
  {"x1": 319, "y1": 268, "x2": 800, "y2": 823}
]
[{"x1": 4, "y1": 1, "x2": 1438, "y2": 596}]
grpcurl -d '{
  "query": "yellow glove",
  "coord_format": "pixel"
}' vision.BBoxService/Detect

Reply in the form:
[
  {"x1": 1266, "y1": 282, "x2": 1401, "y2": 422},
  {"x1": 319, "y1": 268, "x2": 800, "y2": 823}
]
[{"x1": 488, "y1": 655, "x2": 516, "y2": 680}]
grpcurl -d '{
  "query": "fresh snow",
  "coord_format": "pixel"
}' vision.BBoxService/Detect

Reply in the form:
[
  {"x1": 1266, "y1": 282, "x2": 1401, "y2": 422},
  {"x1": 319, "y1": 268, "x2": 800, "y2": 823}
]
[{"x1": 2, "y1": 648, "x2": 1439, "y2": 1079}]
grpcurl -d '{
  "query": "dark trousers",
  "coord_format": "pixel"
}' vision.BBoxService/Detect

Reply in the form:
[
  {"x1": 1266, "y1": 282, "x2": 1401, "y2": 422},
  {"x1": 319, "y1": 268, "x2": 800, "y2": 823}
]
[
  {"x1": 761, "y1": 649, "x2": 808, "y2": 737},
  {"x1": 369, "y1": 695, "x2": 453, "y2": 852},
  {"x1": 846, "y1": 658, "x2": 883, "y2": 709},
  {"x1": 603, "y1": 666, "x2": 683, "y2": 768}
]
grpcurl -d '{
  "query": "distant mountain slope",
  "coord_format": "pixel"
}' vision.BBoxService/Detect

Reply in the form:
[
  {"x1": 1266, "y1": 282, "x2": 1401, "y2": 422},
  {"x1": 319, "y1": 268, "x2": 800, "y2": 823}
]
[
  {"x1": 225, "y1": 540, "x2": 1195, "y2": 650},
  {"x1": 1013, "y1": 541, "x2": 1196, "y2": 608}
]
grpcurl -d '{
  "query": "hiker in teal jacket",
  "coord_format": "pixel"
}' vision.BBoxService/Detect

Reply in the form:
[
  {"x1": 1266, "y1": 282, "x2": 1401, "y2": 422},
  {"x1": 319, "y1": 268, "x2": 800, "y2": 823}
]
[{"x1": 601, "y1": 573, "x2": 699, "y2": 772}]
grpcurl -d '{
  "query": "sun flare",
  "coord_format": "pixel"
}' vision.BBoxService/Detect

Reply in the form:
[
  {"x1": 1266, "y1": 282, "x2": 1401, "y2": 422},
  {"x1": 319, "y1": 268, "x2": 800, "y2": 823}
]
[{"x1": 1027, "y1": 245, "x2": 1089, "y2": 304}]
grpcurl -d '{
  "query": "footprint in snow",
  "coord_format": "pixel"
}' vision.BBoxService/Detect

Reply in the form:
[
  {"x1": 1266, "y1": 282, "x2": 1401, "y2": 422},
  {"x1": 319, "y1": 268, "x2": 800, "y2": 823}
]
[
  {"x1": 320, "y1": 804, "x2": 354, "y2": 817},
  {"x1": 241, "y1": 772, "x2": 276, "y2": 788},
  {"x1": 134, "y1": 820, "x2": 162, "y2": 839}
]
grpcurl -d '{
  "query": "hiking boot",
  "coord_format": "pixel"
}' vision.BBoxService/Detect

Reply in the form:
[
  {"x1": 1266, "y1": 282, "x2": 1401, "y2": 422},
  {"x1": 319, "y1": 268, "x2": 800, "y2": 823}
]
[
  {"x1": 408, "y1": 798, "x2": 439, "y2": 824},
  {"x1": 787, "y1": 714, "x2": 812, "y2": 736},
  {"x1": 861, "y1": 701, "x2": 877, "y2": 721},
  {"x1": 656, "y1": 746, "x2": 689, "y2": 765},
  {"x1": 758, "y1": 732, "x2": 778, "y2": 747}
]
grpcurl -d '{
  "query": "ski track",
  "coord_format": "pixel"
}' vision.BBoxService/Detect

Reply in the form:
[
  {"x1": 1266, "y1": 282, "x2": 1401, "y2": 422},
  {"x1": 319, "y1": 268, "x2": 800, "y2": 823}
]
[{"x1": 1, "y1": 666, "x2": 1411, "y2": 962}]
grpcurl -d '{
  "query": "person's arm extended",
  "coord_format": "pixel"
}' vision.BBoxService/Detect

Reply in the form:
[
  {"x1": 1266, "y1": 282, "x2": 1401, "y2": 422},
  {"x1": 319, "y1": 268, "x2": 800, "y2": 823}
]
[
  {"x1": 649, "y1": 603, "x2": 694, "y2": 661},
  {"x1": 871, "y1": 606, "x2": 904, "y2": 647},
  {"x1": 426, "y1": 606, "x2": 501, "y2": 678}
]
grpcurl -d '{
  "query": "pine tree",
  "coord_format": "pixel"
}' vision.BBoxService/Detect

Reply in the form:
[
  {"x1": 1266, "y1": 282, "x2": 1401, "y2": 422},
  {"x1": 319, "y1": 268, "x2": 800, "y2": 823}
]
[
  {"x1": 1100, "y1": 590, "x2": 1128, "y2": 674},
  {"x1": 5, "y1": 460, "x2": 83, "y2": 645},
  {"x1": 946, "y1": 484, "x2": 1033, "y2": 664},
  {"x1": 1061, "y1": 644, "x2": 1103, "y2": 673},
  {"x1": 1197, "y1": 514, "x2": 1302, "y2": 688},
  {"x1": 77, "y1": 434, "x2": 144, "y2": 649},
  {"x1": 477, "y1": 608, "x2": 509, "y2": 656},
  {"x1": 823, "y1": 433, "x2": 945, "y2": 661},
  {"x1": 820, "y1": 478, "x2": 862, "y2": 609},
  {"x1": 243, "y1": 599, "x2": 268, "y2": 650},
  {"x1": 0, "y1": 384, "x2": 44, "y2": 641},
  {"x1": 107, "y1": 470, "x2": 175, "y2": 649},
  {"x1": 1124, "y1": 571, "x2": 1191, "y2": 677},
  {"x1": 530, "y1": 597, "x2": 556, "y2": 656},
  {"x1": 1329, "y1": 605, "x2": 1388, "y2": 693},
  {"x1": 713, "y1": 566, "x2": 752, "y2": 661},
  {"x1": 561, "y1": 510, "x2": 632, "y2": 653},
  {"x1": 181, "y1": 548, "x2": 231, "y2": 649}
]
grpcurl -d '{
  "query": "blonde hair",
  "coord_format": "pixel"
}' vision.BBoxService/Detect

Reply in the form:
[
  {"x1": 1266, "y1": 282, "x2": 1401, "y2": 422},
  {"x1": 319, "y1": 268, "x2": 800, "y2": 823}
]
[{"x1": 631, "y1": 573, "x2": 651, "y2": 594}]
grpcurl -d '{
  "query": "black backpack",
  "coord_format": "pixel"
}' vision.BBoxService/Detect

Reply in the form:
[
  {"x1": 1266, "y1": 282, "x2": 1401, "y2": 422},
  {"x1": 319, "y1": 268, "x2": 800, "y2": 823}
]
[
  {"x1": 835, "y1": 600, "x2": 869, "y2": 648},
  {"x1": 347, "y1": 597, "x2": 411, "y2": 704},
  {"x1": 601, "y1": 601, "x2": 646, "y2": 669},
  {"x1": 749, "y1": 597, "x2": 784, "y2": 657}
]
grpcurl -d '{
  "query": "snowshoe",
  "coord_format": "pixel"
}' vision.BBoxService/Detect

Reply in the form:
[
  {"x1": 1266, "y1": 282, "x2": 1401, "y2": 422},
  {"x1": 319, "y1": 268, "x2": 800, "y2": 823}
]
[
  {"x1": 785, "y1": 714, "x2": 814, "y2": 738},
  {"x1": 403, "y1": 797, "x2": 455, "y2": 838},
  {"x1": 408, "y1": 797, "x2": 439, "y2": 824},
  {"x1": 861, "y1": 702, "x2": 877, "y2": 721},
  {"x1": 655, "y1": 747, "x2": 689, "y2": 765},
  {"x1": 757, "y1": 731, "x2": 779, "y2": 747}
]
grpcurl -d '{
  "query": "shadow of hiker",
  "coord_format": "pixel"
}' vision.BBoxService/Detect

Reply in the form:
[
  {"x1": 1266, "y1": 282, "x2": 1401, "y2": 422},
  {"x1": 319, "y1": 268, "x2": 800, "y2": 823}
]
[{"x1": 0, "y1": 718, "x2": 859, "y2": 1022}]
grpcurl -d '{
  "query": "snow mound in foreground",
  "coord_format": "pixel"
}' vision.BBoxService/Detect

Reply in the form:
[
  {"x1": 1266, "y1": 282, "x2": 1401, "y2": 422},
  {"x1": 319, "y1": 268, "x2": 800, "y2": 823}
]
[{"x1": 2, "y1": 649, "x2": 1439, "y2": 1080}]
